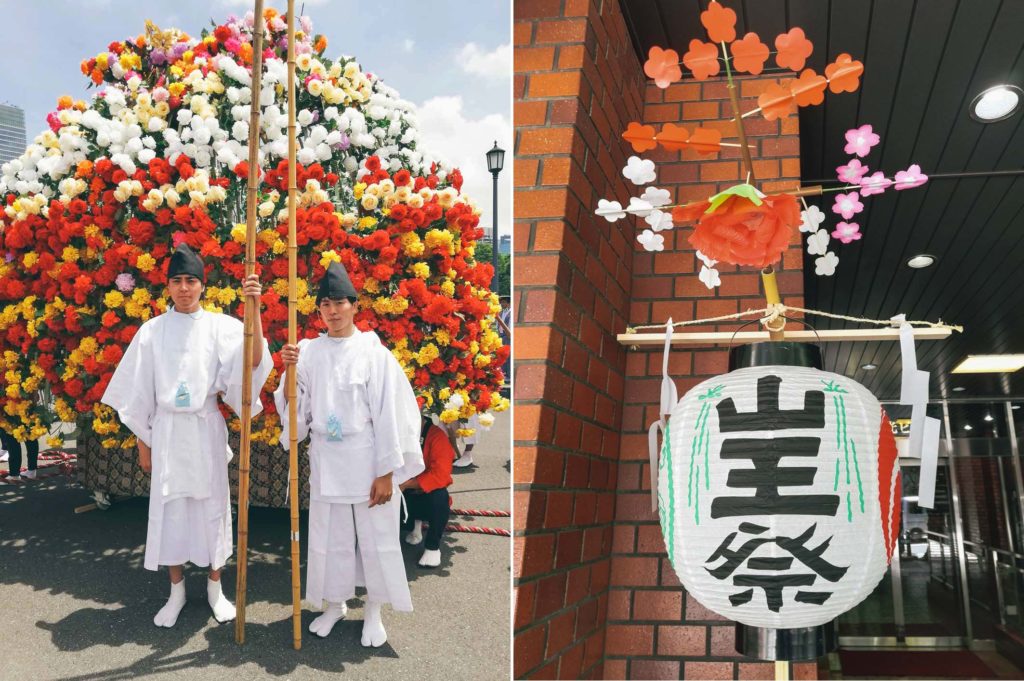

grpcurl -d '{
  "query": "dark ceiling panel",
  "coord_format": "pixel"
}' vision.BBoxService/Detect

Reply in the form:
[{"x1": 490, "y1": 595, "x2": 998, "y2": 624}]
[{"x1": 620, "y1": 0, "x2": 1024, "y2": 400}]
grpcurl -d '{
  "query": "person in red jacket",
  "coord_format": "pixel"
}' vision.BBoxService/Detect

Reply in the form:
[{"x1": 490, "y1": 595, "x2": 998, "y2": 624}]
[{"x1": 400, "y1": 415, "x2": 455, "y2": 567}]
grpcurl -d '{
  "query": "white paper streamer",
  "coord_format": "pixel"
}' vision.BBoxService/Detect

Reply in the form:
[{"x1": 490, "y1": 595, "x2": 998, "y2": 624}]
[
  {"x1": 893, "y1": 314, "x2": 938, "y2": 508},
  {"x1": 649, "y1": 318, "x2": 678, "y2": 511}
]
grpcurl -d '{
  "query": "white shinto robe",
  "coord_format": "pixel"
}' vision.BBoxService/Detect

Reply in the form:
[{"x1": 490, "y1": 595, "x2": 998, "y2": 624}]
[
  {"x1": 101, "y1": 307, "x2": 272, "y2": 571},
  {"x1": 274, "y1": 329, "x2": 424, "y2": 611}
]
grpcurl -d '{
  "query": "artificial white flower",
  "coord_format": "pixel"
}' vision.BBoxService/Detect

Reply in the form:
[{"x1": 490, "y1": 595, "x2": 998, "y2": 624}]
[
  {"x1": 645, "y1": 209, "x2": 673, "y2": 232},
  {"x1": 799, "y1": 204, "x2": 825, "y2": 233},
  {"x1": 627, "y1": 197, "x2": 653, "y2": 217},
  {"x1": 815, "y1": 251, "x2": 840, "y2": 276},
  {"x1": 622, "y1": 155, "x2": 657, "y2": 185},
  {"x1": 596, "y1": 199, "x2": 626, "y2": 222},
  {"x1": 806, "y1": 228, "x2": 830, "y2": 256},
  {"x1": 698, "y1": 265, "x2": 721, "y2": 289},
  {"x1": 695, "y1": 250, "x2": 718, "y2": 268},
  {"x1": 637, "y1": 229, "x2": 665, "y2": 252},
  {"x1": 640, "y1": 186, "x2": 671, "y2": 207}
]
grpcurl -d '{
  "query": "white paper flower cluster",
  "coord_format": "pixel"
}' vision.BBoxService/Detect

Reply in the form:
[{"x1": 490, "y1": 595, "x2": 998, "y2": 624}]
[{"x1": 0, "y1": 19, "x2": 442, "y2": 224}]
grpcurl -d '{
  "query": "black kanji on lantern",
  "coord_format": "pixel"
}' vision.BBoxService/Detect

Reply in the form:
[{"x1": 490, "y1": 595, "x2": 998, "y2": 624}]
[
  {"x1": 705, "y1": 522, "x2": 848, "y2": 612},
  {"x1": 711, "y1": 375, "x2": 839, "y2": 518}
]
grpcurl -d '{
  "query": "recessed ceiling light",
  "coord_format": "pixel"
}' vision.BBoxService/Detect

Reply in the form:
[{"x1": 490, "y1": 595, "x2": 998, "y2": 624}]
[
  {"x1": 964, "y1": 424, "x2": 973, "y2": 431},
  {"x1": 906, "y1": 254, "x2": 936, "y2": 269},
  {"x1": 952, "y1": 354, "x2": 1024, "y2": 374},
  {"x1": 971, "y1": 85, "x2": 1022, "y2": 123},
  {"x1": 862, "y1": 363, "x2": 877, "y2": 371},
  {"x1": 984, "y1": 413, "x2": 994, "y2": 422},
  {"x1": 952, "y1": 386, "x2": 967, "y2": 392}
]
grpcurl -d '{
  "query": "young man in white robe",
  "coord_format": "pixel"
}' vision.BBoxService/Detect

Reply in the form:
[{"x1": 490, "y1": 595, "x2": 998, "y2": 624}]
[
  {"x1": 101, "y1": 243, "x2": 272, "y2": 628},
  {"x1": 275, "y1": 261, "x2": 423, "y2": 647}
]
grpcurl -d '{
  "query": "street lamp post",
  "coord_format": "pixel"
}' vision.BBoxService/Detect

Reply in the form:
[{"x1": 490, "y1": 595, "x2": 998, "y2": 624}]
[{"x1": 486, "y1": 141, "x2": 505, "y2": 290}]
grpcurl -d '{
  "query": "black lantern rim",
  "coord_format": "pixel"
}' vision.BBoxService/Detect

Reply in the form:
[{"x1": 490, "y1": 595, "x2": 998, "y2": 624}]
[{"x1": 729, "y1": 341, "x2": 824, "y2": 371}]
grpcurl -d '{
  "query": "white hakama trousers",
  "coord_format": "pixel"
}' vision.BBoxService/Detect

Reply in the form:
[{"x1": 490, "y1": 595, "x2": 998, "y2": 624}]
[
  {"x1": 153, "y1": 495, "x2": 233, "y2": 570},
  {"x1": 306, "y1": 496, "x2": 412, "y2": 612}
]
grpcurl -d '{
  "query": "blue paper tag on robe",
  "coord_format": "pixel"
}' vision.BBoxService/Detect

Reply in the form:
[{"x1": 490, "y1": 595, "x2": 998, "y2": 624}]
[
  {"x1": 326, "y1": 414, "x2": 343, "y2": 441},
  {"x1": 175, "y1": 381, "x2": 191, "y2": 408}
]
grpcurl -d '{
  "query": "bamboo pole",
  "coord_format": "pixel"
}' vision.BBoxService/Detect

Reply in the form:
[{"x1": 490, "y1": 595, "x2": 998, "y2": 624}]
[
  {"x1": 719, "y1": 42, "x2": 786, "y2": 341},
  {"x1": 235, "y1": 0, "x2": 265, "y2": 645},
  {"x1": 285, "y1": 0, "x2": 302, "y2": 651}
]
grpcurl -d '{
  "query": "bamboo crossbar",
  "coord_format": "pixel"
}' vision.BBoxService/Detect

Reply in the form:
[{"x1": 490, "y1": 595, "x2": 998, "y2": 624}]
[
  {"x1": 235, "y1": 0, "x2": 265, "y2": 645},
  {"x1": 285, "y1": 0, "x2": 303, "y2": 652}
]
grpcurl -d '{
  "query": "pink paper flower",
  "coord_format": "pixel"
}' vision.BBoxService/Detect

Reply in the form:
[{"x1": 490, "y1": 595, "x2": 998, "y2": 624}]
[
  {"x1": 859, "y1": 172, "x2": 892, "y2": 197},
  {"x1": 844, "y1": 124, "x2": 880, "y2": 158},
  {"x1": 831, "y1": 221, "x2": 862, "y2": 244},
  {"x1": 115, "y1": 273, "x2": 136, "y2": 292},
  {"x1": 832, "y1": 191, "x2": 864, "y2": 220},
  {"x1": 894, "y1": 164, "x2": 928, "y2": 190},
  {"x1": 837, "y1": 158, "x2": 869, "y2": 183}
]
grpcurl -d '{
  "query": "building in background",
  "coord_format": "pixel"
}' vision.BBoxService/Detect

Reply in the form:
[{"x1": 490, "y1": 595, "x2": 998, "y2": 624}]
[{"x1": 0, "y1": 104, "x2": 26, "y2": 164}]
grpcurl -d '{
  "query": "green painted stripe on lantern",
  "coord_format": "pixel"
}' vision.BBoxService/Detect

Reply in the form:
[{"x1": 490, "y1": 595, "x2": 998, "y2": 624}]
[
  {"x1": 846, "y1": 491, "x2": 853, "y2": 522},
  {"x1": 834, "y1": 395, "x2": 851, "y2": 486},
  {"x1": 689, "y1": 401, "x2": 709, "y2": 507},
  {"x1": 834, "y1": 458, "x2": 840, "y2": 491},
  {"x1": 694, "y1": 464, "x2": 701, "y2": 525},
  {"x1": 850, "y1": 437, "x2": 865, "y2": 513}
]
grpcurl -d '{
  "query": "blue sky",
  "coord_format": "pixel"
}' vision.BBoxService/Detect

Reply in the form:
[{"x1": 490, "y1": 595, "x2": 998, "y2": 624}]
[{"x1": 0, "y1": 0, "x2": 512, "y2": 236}]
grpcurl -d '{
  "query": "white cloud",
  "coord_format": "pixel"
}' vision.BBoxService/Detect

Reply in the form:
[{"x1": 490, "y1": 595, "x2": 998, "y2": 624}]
[
  {"x1": 415, "y1": 95, "x2": 511, "y2": 240},
  {"x1": 458, "y1": 42, "x2": 511, "y2": 80},
  {"x1": 403, "y1": 39, "x2": 415, "y2": 53}
]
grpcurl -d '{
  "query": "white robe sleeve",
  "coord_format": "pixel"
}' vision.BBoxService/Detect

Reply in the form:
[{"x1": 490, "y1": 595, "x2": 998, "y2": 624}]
[
  {"x1": 100, "y1": 321, "x2": 157, "y2": 448},
  {"x1": 367, "y1": 337, "x2": 425, "y2": 484},
  {"x1": 216, "y1": 314, "x2": 273, "y2": 419},
  {"x1": 273, "y1": 338, "x2": 313, "y2": 448}
]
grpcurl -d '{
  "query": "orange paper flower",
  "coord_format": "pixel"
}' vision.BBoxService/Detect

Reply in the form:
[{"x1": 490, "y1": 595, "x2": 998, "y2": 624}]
[
  {"x1": 775, "y1": 27, "x2": 814, "y2": 71},
  {"x1": 644, "y1": 46, "x2": 682, "y2": 89},
  {"x1": 701, "y1": 1, "x2": 737, "y2": 43},
  {"x1": 825, "y1": 53, "x2": 864, "y2": 93},
  {"x1": 757, "y1": 80, "x2": 797, "y2": 121},
  {"x1": 622, "y1": 122, "x2": 657, "y2": 153},
  {"x1": 673, "y1": 192, "x2": 801, "y2": 268},
  {"x1": 791, "y1": 69, "x2": 827, "y2": 106},
  {"x1": 730, "y1": 33, "x2": 769, "y2": 75},
  {"x1": 683, "y1": 39, "x2": 721, "y2": 80},
  {"x1": 689, "y1": 126, "x2": 723, "y2": 155},
  {"x1": 658, "y1": 123, "x2": 690, "y2": 151}
]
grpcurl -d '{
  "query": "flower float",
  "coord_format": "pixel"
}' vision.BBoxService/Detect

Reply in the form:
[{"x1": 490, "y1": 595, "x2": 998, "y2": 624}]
[{"x1": 0, "y1": 9, "x2": 509, "y2": 448}]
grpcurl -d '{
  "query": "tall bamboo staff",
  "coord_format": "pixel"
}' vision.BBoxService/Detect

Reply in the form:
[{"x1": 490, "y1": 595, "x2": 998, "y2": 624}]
[
  {"x1": 235, "y1": 0, "x2": 266, "y2": 645},
  {"x1": 285, "y1": 0, "x2": 303, "y2": 651}
]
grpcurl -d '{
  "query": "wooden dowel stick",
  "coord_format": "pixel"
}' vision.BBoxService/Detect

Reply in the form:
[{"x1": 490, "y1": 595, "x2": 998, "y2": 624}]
[
  {"x1": 235, "y1": 0, "x2": 265, "y2": 646},
  {"x1": 285, "y1": 0, "x2": 302, "y2": 651}
]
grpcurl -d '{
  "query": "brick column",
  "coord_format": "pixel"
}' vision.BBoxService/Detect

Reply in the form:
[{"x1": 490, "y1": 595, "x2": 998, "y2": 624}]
[
  {"x1": 513, "y1": 0, "x2": 644, "y2": 678},
  {"x1": 604, "y1": 78, "x2": 815, "y2": 680}
]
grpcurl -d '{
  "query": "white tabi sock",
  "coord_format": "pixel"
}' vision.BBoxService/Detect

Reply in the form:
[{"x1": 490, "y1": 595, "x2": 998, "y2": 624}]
[
  {"x1": 309, "y1": 601, "x2": 348, "y2": 637},
  {"x1": 452, "y1": 452, "x2": 474, "y2": 468},
  {"x1": 153, "y1": 579, "x2": 186, "y2": 628},
  {"x1": 419, "y1": 548, "x2": 441, "y2": 568},
  {"x1": 361, "y1": 600, "x2": 387, "y2": 647},
  {"x1": 207, "y1": 578, "x2": 236, "y2": 623},
  {"x1": 405, "y1": 520, "x2": 423, "y2": 545}
]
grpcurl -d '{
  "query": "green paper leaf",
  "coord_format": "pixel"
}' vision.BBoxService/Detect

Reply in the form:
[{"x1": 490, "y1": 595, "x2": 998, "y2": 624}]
[{"x1": 705, "y1": 183, "x2": 762, "y2": 214}]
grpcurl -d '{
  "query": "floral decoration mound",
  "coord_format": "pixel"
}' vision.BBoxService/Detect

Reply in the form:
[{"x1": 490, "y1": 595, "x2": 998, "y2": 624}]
[{"x1": 0, "y1": 8, "x2": 509, "y2": 447}]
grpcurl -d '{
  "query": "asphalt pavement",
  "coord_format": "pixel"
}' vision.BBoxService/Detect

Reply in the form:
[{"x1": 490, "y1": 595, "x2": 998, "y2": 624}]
[{"x1": 0, "y1": 412, "x2": 510, "y2": 680}]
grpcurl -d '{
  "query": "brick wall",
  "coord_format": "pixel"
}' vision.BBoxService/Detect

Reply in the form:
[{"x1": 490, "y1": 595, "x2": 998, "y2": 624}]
[
  {"x1": 603, "y1": 77, "x2": 813, "y2": 680},
  {"x1": 513, "y1": 0, "x2": 645, "y2": 678}
]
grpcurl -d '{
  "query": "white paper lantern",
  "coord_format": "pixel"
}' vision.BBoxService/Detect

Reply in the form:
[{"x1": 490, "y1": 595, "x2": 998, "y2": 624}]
[{"x1": 658, "y1": 343, "x2": 900, "y2": 629}]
